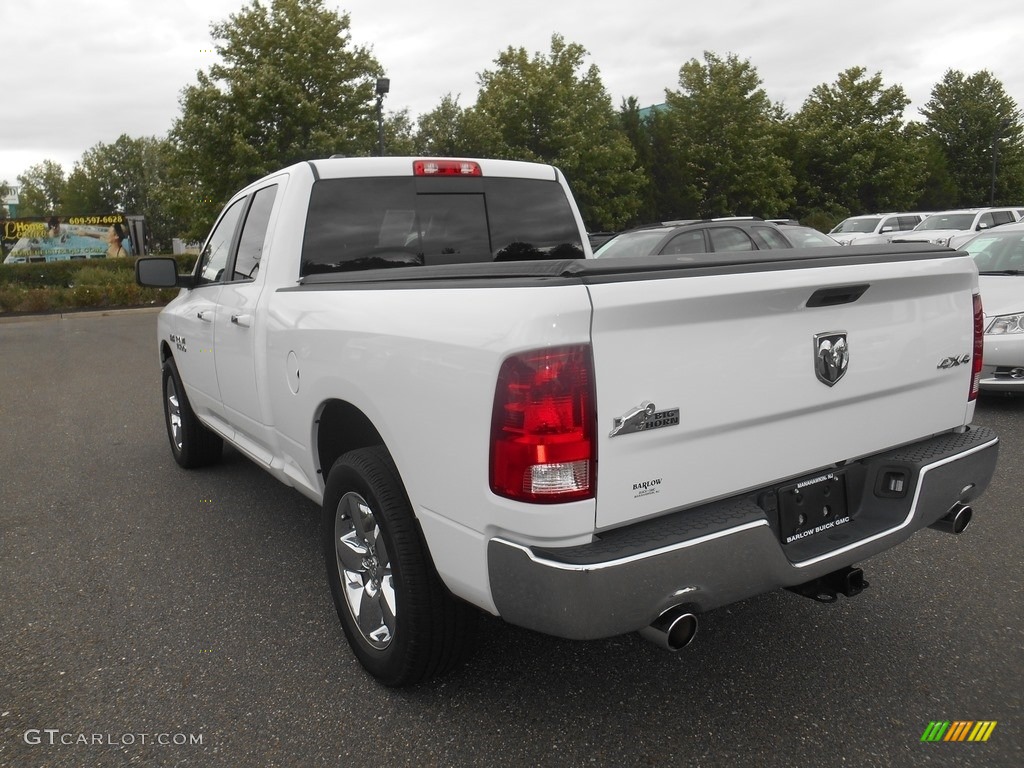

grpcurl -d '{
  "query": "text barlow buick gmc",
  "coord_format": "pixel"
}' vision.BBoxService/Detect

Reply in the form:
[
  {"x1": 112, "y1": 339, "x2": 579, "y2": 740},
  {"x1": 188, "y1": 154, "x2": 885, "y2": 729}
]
[{"x1": 137, "y1": 156, "x2": 998, "y2": 686}]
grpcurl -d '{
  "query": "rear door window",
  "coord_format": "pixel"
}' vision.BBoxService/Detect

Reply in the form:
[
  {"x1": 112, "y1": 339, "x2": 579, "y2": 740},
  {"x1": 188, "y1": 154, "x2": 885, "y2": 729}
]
[
  {"x1": 231, "y1": 185, "x2": 278, "y2": 280},
  {"x1": 751, "y1": 226, "x2": 791, "y2": 249},
  {"x1": 708, "y1": 227, "x2": 756, "y2": 252},
  {"x1": 661, "y1": 230, "x2": 707, "y2": 255}
]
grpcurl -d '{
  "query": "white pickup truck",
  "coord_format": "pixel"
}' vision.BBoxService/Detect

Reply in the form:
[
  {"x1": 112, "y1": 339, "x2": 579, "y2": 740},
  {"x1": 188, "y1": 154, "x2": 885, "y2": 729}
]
[{"x1": 137, "y1": 157, "x2": 999, "y2": 686}]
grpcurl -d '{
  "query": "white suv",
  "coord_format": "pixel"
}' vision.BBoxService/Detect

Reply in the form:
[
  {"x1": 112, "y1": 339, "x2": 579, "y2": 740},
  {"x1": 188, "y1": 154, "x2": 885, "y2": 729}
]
[
  {"x1": 892, "y1": 208, "x2": 1020, "y2": 248},
  {"x1": 829, "y1": 212, "x2": 928, "y2": 245}
]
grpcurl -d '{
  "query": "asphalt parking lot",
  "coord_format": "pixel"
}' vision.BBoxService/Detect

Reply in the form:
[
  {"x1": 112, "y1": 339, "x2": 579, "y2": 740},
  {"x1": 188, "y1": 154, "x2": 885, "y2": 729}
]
[{"x1": 1, "y1": 311, "x2": 1021, "y2": 767}]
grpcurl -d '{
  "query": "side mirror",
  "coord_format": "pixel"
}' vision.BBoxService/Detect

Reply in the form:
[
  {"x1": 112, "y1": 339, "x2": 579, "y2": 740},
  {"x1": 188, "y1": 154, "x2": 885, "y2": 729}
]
[
  {"x1": 135, "y1": 257, "x2": 194, "y2": 288},
  {"x1": 880, "y1": 226, "x2": 894, "y2": 233},
  {"x1": 977, "y1": 222, "x2": 990, "y2": 231}
]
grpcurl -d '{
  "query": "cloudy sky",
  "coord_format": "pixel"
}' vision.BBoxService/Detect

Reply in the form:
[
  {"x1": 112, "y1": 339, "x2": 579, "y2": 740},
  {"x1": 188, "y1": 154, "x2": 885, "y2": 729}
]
[{"x1": 3, "y1": 0, "x2": 1023, "y2": 187}]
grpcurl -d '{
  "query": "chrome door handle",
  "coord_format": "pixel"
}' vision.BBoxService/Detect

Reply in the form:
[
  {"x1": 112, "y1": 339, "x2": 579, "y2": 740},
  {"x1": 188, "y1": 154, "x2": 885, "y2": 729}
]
[
  {"x1": 197, "y1": 310, "x2": 213, "y2": 322},
  {"x1": 230, "y1": 314, "x2": 252, "y2": 327}
]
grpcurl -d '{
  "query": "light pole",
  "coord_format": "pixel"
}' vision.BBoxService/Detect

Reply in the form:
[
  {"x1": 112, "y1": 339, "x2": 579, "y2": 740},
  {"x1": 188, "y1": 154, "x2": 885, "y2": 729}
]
[
  {"x1": 990, "y1": 117, "x2": 1011, "y2": 206},
  {"x1": 375, "y1": 78, "x2": 390, "y2": 157}
]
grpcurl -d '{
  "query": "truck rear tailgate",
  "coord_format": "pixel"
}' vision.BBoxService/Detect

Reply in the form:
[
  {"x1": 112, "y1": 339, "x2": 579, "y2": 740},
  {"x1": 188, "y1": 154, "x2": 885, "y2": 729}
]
[{"x1": 585, "y1": 252, "x2": 979, "y2": 530}]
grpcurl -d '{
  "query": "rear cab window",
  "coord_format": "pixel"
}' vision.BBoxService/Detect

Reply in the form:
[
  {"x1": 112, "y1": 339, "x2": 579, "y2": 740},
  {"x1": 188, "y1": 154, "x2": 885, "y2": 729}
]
[{"x1": 300, "y1": 176, "x2": 585, "y2": 276}]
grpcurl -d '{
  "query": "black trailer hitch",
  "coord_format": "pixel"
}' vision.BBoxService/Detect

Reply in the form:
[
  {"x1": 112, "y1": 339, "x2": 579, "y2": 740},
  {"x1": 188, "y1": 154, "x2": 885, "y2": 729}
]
[{"x1": 787, "y1": 566, "x2": 868, "y2": 604}]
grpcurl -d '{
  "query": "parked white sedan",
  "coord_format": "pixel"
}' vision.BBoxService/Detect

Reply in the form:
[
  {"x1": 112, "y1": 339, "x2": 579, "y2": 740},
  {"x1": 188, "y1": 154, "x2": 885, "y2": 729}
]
[{"x1": 962, "y1": 226, "x2": 1024, "y2": 392}]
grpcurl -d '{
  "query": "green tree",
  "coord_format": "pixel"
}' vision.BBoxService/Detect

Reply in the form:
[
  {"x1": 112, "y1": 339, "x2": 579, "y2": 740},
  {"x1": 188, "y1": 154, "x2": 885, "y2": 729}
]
[
  {"x1": 169, "y1": 0, "x2": 384, "y2": 234},
  {"x1": 381, "y1": 108, "x2": 417, "y2": 156},
  {"x1": 617, "y1": 97, "x2": 659, "y2": 224},
  {"x1": 414, "y1": 94, "x2": 469, "y2": 156},
  {"x1": 920, "y1": 69, "x2": 1024, "y2": 206},
  {"x1": 905, "y1": 123, "x2": 958, "y2": 211},
  {"x1": 459, "y1": 35, "x2": 645, "y2": 230},
  {"x1": 16, "y1": 160, "x2": 67, "y2": 216},
  {"x1": 65, "y1": 135, "x2": 157, "y2": 212},
  {"x1": 790, "y1": 67, "x2": 925, "y2": 220},
  {"x1": 63, "y1": 135, "x2": 187, "y2": 251},
  {"x1": 662, "y1": 52, "x2": 794, "y2": 219}
]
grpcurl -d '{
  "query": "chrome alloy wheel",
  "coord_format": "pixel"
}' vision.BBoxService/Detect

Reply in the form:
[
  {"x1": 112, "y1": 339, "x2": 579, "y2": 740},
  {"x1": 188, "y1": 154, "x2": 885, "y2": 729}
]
[
  {"x1": 166, "y1": 381, "x2": 184, "y2": 452},
  {"x1": 334, "y1": 491, "x2": 396, "y2": 649}
]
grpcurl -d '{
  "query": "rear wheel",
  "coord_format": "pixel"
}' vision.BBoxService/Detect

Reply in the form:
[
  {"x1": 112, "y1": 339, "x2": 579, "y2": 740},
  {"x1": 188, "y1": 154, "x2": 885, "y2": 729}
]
[
  {"x1": 161, "y1": 358, "x2": 223, "y2": 468},
  {"x1": 322, "y1": 446, "x2": 475, "y2": 686}
]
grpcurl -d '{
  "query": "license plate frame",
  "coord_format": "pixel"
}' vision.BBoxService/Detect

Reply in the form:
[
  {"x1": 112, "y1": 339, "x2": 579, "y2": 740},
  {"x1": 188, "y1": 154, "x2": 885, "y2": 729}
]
[{"x1": 778, "y1": 472, "x2": 850, "y2": 545}]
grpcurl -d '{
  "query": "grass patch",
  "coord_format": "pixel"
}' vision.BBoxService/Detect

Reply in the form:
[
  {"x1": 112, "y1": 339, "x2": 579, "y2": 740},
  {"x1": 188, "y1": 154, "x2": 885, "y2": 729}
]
[{"x1": 0, "y1": 255, "x2": 196, "y2": 314}]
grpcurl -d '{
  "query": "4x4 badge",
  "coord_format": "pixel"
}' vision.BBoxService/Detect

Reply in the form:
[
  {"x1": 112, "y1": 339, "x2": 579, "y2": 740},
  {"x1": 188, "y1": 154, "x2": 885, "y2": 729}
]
[{"x1": 814, "y1": 332, "x2": 849, "y2": 386}]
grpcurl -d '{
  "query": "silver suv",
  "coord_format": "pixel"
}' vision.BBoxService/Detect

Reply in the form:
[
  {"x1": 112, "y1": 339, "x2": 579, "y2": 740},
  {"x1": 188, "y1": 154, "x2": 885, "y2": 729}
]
[{"x1": 829, "y1": 212, "x2": 928, "y2": 245}]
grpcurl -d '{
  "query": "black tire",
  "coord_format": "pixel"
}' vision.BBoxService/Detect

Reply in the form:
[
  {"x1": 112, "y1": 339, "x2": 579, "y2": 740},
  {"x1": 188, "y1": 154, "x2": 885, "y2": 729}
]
[
  {"x1": 161, "y1": 357, "x2": 223, "y2": 468},
  {"x1": 322, "y1": 446, "x2": 476, "y2": 686}
]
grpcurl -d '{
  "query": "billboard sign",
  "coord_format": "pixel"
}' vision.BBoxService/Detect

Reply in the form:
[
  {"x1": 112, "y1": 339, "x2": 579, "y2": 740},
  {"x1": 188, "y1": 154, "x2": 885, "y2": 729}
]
[{"x1": 1, "y1": 215, "x2": 134, "y2": 263}]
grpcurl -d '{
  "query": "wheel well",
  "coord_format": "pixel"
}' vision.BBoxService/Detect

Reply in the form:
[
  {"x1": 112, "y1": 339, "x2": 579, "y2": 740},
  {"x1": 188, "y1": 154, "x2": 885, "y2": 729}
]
[
  {"x1": 316, "y1": 400, "x2": 386, "y2": 478},
  {"x1": 159, "y1": 341, "x2": 173, "y2": 363}
]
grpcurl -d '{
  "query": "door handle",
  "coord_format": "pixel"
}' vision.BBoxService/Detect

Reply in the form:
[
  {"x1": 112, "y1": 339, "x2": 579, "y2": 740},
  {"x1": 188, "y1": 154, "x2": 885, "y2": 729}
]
[
  {"x1": 197, "y1": 310, "x2": 213, "y2": 322},
  {"x1": 231, "y1": 314, "x2": 253, "y2": 328}
]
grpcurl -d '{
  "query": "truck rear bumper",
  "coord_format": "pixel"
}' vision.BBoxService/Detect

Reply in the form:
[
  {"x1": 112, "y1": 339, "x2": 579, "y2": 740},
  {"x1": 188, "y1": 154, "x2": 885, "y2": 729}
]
[{"x1": 487, "y1": 426, "x2": 999, "y2": 640}]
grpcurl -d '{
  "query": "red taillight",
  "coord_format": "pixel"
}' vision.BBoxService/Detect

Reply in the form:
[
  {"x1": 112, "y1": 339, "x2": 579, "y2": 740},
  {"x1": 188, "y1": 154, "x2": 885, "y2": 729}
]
[
  {"x1": 970, "y1": 292, "x2": 984, "y2": 401},
  {"x1": 490, "y1": 345, "x2": 596, "y2": 503},
  {"x1": 413, "y1": 160, "x2": 482, "y2": 177}
]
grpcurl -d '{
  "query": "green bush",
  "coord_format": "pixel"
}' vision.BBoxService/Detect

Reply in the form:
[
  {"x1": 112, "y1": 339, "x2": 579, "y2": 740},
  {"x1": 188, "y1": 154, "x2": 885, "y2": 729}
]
[
  {"x1": 0, "y1": 255, "x2": 195, "y2": 314},
  {"x1": 71, "y1": 265, "x2": 134, "y2": 286}
]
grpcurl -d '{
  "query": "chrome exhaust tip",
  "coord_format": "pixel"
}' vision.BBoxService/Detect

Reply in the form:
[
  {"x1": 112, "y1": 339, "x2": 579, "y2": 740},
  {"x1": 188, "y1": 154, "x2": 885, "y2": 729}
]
[
  {"x1": 639, "y1": 607, "x2": 698, "y2": 652},
  {"x1": 929, "y1": 502, "x2": 973, "y2": 535}
]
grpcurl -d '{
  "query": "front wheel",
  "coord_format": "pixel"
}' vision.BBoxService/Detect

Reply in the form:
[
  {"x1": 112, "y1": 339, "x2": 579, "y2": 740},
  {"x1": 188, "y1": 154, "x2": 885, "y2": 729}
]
[
  {"x1": 161, "y1": 358, "x2": 222, "y2": 468},
  {"x1": 322, "y1": 446, "x2": 475, "y2": 686}
]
